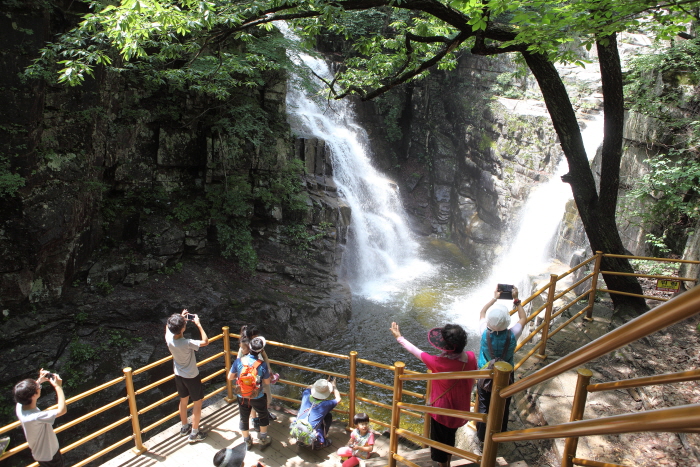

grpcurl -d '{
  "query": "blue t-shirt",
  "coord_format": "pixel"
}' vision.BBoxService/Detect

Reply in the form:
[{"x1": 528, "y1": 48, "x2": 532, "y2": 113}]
[
  {"x1": 230, "y1": 354, "x2": 270, "y2": 399},
  {"x1": 298, "y1": 388, "x2": 338, "y2": 439}
]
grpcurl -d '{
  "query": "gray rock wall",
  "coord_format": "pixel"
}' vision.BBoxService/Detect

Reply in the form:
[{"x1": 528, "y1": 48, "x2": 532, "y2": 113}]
[
  {"x1": 356, "y1": 54, "x2": 564, "y2": 268},
  {"x1": 0, "y1": 7, "x2": 353, "y2": 436}
]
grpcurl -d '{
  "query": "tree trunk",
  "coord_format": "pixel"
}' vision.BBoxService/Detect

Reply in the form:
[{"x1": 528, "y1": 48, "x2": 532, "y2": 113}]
[{"x1": 522, "y1": 45, "x2": 647, "y2": 312}]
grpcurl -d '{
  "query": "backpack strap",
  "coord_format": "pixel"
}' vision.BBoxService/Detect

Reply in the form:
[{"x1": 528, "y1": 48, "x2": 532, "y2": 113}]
[
  {"x1": 501, "y1": 331, "x2": 512, "y2": 360},
  {"x1": 297, "y1": 399, "x2": 319, "y2": 424},
  {"x1": 487, "y1": 330, "x2": 512, "y2": 360}
]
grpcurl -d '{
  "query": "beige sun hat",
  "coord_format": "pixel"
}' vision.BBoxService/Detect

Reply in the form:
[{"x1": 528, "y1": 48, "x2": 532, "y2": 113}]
[{"x1": 310, "y1": 379, "x2": 332, "y2": 399}]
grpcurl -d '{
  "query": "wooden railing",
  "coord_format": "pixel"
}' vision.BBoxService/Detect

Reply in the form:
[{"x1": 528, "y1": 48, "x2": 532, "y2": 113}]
[
  {"x1": 0, "y1": 332, "x2": 230, "y2": 467},
  {"x1": 1, "y1": 328, "x2": 432, "y2": 467},
  {"x1": 385, "y1": 253, "x2": 700, "y2": 467},
  {"x1": 2, "y1": 252, "x2": 698, "y2": 467}
]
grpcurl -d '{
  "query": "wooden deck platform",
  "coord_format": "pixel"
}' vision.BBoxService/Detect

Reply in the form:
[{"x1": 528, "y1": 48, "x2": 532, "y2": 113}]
[{"x1": 100, "y1": 398, "x2": 402, "y2": 467}]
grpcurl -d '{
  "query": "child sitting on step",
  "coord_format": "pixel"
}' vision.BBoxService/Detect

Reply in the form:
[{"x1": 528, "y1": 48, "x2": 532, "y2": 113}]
[{"x1": 336, "y1": 413, "x2": 374, "y2": 467}]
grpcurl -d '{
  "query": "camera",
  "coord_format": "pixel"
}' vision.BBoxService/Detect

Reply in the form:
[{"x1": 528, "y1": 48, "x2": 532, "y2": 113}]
[
  {"x1": 41, "y1": 371, "x2": 56, "y2": 381},
  {"x1": 186, "y1": 313, "x2": 196, "y2": 321},
  {"x1": 497, "y1": 284, "x2": 514, "y2": 300}
]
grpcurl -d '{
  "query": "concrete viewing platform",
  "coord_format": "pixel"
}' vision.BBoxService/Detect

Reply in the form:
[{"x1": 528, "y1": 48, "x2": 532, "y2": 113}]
[{"x1": 101, "y1": 398, "x2": 399, "y2": 467}]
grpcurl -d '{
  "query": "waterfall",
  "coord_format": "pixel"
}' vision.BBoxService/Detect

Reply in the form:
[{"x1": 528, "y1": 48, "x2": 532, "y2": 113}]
[
  {"x1": 447, "y1": 113, "x2": 605, "y2": 331},
  {"x1": 279, "y1": 24, "x2": 432, "y2": 296}
]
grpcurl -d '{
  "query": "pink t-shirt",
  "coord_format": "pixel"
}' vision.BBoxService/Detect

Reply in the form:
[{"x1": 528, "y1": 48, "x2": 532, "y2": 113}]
[{"x1": 397, "y1": 337, "x2": 477, "y2": 428}]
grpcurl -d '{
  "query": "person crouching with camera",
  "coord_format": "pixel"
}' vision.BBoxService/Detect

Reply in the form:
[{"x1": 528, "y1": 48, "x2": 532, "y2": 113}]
[{"x1": 14, "y1": 369, "x2": 67, "y2": 467}]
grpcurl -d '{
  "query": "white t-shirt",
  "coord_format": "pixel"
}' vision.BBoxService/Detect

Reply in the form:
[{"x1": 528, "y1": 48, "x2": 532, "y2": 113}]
[
  {"x1": 16, "y1": 404, "x2": 59, "y2": 462},
  {"x1": 165, "y1": 329, "x2": 201, "y2": 378}
]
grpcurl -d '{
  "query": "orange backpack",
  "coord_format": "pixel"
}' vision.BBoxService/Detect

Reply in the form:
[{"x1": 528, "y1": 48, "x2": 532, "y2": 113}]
[{"x1": 235, "y1": 359, "x2": 262, "y2": 399}]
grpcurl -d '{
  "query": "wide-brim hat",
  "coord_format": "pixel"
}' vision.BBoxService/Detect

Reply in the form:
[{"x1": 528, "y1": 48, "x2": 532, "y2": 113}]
[
  {"x1": 311, "y1": 379, "x2": 332, "y2": 399},
  {"x1": 427, "y1": 327, "x2": 456, "y2": 352},
  {"x1": 214, "y1": 442, "x2": 246, "y2": 467},
  {"x1": 486, "y1": 304, "x2": 510, "y2": 331}
]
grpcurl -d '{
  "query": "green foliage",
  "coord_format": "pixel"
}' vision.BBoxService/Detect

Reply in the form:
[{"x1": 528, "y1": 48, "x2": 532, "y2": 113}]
[
  {"x1": 625, "y1": 39, "x2": 700, "y2": 122},
  {"x1": 282, "y1": 222, "x2": 332, "y2": 254},
  {"x1": 253, "y1": 159, "x2": 308, "y2": 213},
  {"x1": 630, "y1": 259, "x2": 679, "y2": 277},
  {"x1": 492, "y1": 71, "x2": 526, "y2": 99},
  {"x1": 0, "y1": 153, "x2": 25, "y2": 197},
  {"x1": 102, "y1": 186, "x2": 170, "y2": 224},
  {"x1": 63, "y1": 331, "x2": 141, "y2": 388},
  {"x1": 158, "y1": 262, "x2": 184, "y2": 275},
  {"x1": 171, "y1": 197, "x2": 210, "y2": 231},
  {"x1": 373, "y1": 92, "x2": 404, "y2": 142},
  {"x1": 627, "y1": 148, "x2": 700, "y2": 253},
  {"x1": 95, "y1": 281, "x2": 114, "y2": 296}
]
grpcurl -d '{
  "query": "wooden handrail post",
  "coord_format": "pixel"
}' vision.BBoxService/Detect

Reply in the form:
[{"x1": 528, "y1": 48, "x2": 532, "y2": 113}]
[
  {"x1": 123, "y1": 368, "x2": 147, "y2": 455},
  {"x1": 536, "y1": 274, "x2": 557, "y2": 359},
  {"x1": 586, "y1": 252, "x2": 603, "y2": 321},
  {"x1": 562, "y1": 368, "x2": 593, "y2": 467},
  {"x1": 349, "y1": 351, "x2": 357, "y2": 429},
  {"x1": 422, "y1": 372, "x2": 432, "y2": 447},
  {"x1": 481, "y1": 362, "x2": 513, "y2": 467},
  {"x1": 223, "y1": 326, "x2": 234, "y2": 403},
  {"x1": 388, "y1": 362, "x2": 405, "y2": 467}
]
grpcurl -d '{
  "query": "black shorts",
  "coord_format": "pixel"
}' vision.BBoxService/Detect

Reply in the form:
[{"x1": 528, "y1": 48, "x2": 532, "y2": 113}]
[
  {"x1": 175, "y1": 374, "x2": 204, "y2": 402},
  {"x1": 38, "y1": 449, "x2": 64, "y2": 467}
]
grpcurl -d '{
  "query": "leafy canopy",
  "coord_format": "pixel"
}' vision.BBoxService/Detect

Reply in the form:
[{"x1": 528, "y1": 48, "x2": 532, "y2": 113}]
[{"x1": 34, "y1": 0, "x2": 698, "y2": 98}]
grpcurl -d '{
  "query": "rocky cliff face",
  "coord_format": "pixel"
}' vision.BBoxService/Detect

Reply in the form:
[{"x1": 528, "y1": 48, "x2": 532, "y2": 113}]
[
  {"x1": 0, "y1": 6, "x2": 352, "y2": 429},
  {"x1": 355, "y1": 54, "x2": 564, "y2": 269}
]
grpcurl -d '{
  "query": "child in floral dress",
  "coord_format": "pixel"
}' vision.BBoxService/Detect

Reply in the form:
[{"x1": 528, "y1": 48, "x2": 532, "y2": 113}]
[{"x1": 336, "y1": 413, "x2": 374, "y2": 467}]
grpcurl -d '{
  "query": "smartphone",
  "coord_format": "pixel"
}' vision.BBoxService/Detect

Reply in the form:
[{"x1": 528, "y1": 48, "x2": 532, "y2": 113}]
[
  {"x1": 497, "y1": 284, "x2": 514, "y2": 300},
  {"x1": 186, "y1": 313, "x2": 196, "y2": 321}
]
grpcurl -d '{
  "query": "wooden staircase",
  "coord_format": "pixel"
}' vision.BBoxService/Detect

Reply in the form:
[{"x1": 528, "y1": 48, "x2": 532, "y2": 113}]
[{"x1": 363, "y1": 447, "x2": 529, "y2": 467}]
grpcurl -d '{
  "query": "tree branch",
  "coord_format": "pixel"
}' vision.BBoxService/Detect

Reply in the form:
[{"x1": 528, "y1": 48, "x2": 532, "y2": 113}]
[{"x1": 335, "y1": 29, "x2": 470, "y2": 100}]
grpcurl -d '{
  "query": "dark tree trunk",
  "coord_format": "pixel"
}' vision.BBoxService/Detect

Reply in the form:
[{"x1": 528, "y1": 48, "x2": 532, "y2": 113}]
[{"x1": 522, "y1": 40, "x2": 647, "y2": 312}]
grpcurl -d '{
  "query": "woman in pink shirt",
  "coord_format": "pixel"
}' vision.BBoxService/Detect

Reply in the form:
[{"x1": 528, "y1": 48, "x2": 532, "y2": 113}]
[{"x1": 390, "y1": 322, "x2": 476, "y2": 467}]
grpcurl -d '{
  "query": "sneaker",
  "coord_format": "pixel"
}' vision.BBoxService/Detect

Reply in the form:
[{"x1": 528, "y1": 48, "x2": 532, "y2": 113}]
[
  {"x1": 180, "y1": 423, "x2": 192, "y2": 436},
  {"x1": 252, "y1": 417, "x2": 260, "y2": 432},
  {"x1": 244, "y1": 437, "x2": 253, "y2": 449},
  {"x1": 269, "y1": 412, "x2": 278, "y2": 421},
  {"x1": 258, "y1": 435, "x2": 272, "y2": 450},
  {"x1": 188, "y1": 430, "x2": 207, "y2": 444},
  {"x1": 323, "y1": 438, "x2": 333, "y2": 448}
]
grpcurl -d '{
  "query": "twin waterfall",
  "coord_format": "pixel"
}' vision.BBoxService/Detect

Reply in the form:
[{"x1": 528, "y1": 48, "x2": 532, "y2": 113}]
[{"x1": 282, "y1": 23, "x2": 602, "y2": 334}]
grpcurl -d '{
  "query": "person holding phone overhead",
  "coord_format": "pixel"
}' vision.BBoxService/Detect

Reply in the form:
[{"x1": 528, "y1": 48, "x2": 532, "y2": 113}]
[
  {"x1": 475, "y1": 286, "x2": 528, "y2": 444},
  {"x1": 165, "y1": 308, "x2": 209, "y2": 443},
  {"x1": 14, "y1": 369, "x2": 67, "y2": 467}
]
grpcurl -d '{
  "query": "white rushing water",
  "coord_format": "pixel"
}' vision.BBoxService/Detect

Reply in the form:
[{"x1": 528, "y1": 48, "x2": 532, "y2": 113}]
[
  {"x1": 280, "y1": 23, "x2": 434, "y2": 298},
  {"x1": 445, "y1": 113, "x2": 605, "y2": 331},
  {"x1": 280, "y1": 21, "x2": 605, "y2": 336}
]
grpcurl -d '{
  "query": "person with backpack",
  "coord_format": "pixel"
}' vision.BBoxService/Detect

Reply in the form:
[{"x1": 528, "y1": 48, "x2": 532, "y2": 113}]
[
  {"x1": 475, "y1": 286, "x2": 528, "y2": 444},
  {"x1": 228, "y1": 336, "x2": 272, "y2": 449},
  {"x1": 291, "y1": 378, "x2": 341, "y2": 449},
  {"x1": 390, "y1": 322, "x2": 476, "y2": 467},
  {"x1": 238, "y1": 325, "x2": 279, "y2": 431}
]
